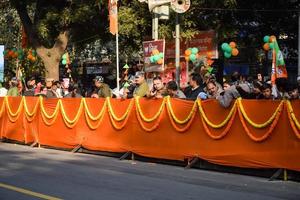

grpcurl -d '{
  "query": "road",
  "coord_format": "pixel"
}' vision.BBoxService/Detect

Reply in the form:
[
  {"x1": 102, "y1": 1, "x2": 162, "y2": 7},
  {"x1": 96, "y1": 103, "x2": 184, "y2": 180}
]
[{"x1": 0, "y1": 143, "x2": 299, "y2": 200}]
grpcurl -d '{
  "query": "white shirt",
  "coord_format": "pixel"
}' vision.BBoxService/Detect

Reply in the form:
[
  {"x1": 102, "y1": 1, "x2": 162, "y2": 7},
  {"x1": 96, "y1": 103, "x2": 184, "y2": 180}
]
[{"x1": 0, "y1": 87, "x2": 8, "y2": 97}]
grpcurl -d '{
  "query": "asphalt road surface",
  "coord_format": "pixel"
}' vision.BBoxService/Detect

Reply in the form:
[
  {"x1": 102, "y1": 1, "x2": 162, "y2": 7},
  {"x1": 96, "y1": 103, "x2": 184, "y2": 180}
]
[{"x1": 0, "y1": 143, "x2": 299, "y2": 200}]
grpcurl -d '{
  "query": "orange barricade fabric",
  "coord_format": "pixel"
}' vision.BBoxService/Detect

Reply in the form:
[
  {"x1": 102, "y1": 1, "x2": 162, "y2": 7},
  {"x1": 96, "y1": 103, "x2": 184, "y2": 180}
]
[{"x1": 1, "y1": 96, "x2": 300, "y2": 171}]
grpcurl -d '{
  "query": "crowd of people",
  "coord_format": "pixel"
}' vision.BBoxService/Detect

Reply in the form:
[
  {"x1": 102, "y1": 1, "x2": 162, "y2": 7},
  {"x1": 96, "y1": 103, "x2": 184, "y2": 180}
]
[{"x1": 1, "y1": 70, "x2": 300, "y2": 108}]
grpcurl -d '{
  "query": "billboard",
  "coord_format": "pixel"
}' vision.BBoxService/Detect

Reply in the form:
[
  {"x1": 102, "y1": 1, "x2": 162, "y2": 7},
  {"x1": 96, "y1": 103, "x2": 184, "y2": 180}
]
[
  {"x1": 0, "y1": 45, "x2": 4, "y2": 82},
  {"x1": 165, "y1": 30, "x2": 218, "y2": 59},
  {"x1": 143, "y1": 40, "x2": 165, "y2": 72}
]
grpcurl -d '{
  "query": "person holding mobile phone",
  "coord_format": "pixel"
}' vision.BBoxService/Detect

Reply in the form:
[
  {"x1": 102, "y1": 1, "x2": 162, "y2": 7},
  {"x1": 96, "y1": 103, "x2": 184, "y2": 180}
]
[{"x1": 147, "y1": 76, "x2": 167, "y2": 99}]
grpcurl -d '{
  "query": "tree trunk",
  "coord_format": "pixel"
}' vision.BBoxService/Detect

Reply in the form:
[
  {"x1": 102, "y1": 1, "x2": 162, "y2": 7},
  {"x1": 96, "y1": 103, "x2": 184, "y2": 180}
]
[{"x1": 36, "y1": 32, "x2": 69, "y2": 80}]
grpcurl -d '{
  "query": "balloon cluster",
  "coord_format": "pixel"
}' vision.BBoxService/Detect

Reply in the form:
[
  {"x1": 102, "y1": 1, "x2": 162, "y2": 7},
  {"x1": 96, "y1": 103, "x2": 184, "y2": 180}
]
[
  {"x1": 3, "y1": 48, "x2": 37, "y2": 62},
  {"x1": 221, "y1": 42, "x2": 239, "y2": 58},
  {"x1": 262, "y1": 35, "x2": 276, "y2": 51},
  {"x1": 61, "y1": 53, "x2": 70, "y2": 65},
  {"x1": 150, "y1": 49, "x2": 164, "y2": 65},
  {"x1": 184, "y1": 47, "x2": 199, "y2": 63}
]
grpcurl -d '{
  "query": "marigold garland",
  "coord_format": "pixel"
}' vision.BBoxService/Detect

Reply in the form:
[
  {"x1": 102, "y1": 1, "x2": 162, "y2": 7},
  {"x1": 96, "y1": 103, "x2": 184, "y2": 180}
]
[
  {"x1": 108, "y1": 108, "x2": 131, "y2": 130},
  {"x1": 135, "y1": 103, "x2": 163, "y2": 132},
  {"x1": 166, "y1": 104, "x2": 196, "y2": 132},
  {"x1": 201, "y1": 106, "x2": 237, "y2": 139},
  {"x1": 286, "y1": 101, "x2": 300, "y2": 139},
  {"x1": 238, "y1": 103, "x2": 283, "y2": 142},
  {"x1": 84, "y1": 110, "x2": 106, "y2": 130},
  {"x1": 166, "y1": 96, "x2": 197, "y2": 124},
  {"x1": 59, "y1": 99, "x2": 83, "y2": 128},
  {"x1": 5, "y1": 96, "x2": 23, "y2": 122},
  {"x1": 287, "y1": 101, "x2": 300, "y2": 130},
  {"x1": 0, "y1": 99, "x2": 5, "y2": 118},
  {"x1": 135, "y1": 96, "x2": 166, "y2": 123},
  {"x1": 107, "y1": 97, "x2": 133, "y2": 121},
  {"x1": 198, "y1": 99, "x2": 237, "y2": 129},
  {"x1": 237, "y1": 98, "x2": 283, "y2": 128},
  {"x1": 23, "y1": 97, "x2": 39, "y2": 122},
  {"x1": 40, "y1": 97, "x2": 60, "y2": 126},
  {"x1": 83, "y1": 98, "x2": 107, "y2": 121}
]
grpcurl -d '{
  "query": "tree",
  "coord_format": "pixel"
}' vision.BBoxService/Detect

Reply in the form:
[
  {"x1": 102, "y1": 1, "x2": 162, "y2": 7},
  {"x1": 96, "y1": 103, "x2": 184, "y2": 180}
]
[{"x1": 9, "y1": 0, "x2": 109, "y2": 80}]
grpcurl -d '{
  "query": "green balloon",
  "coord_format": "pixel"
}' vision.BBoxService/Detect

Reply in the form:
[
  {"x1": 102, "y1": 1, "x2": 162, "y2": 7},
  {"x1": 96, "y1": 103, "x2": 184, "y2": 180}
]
[
  {"x1": 31, "y1": 50, "x2": 37, "y2": 56},
  {"x1": 150, "y1": 56, "x2": 155, "y2": 63},
  {"x1": 225, "y1": 46, "x2": 232, "y2": 53},
  {"x1": 269, "y1": 43, "x2": 274, "y2": 49},
  {"x1": 3, "y1": 50, "x2": 7, "y2": 55},
  {"x1": 263, "y1": 36, "x2": 270, "y2": 43},
  {"x1": 153, "y1": 55, "x2": 160, "y2": 62},
  {"x1": 159, "y1": 52, "x2": 164, "y2": 59},
  {"x1": 224, "y1": 52, "x2": 231, "y2": 58},
  {"x1": 189, "y1": 54, "x2": 197, "y2": 62},
  {"x1": 191, "y1": 47, "x2": 198, "y2": 54},
  {"x1": 62, "y1": 59, "x2": 67, "y2": 65},
  {"x1": 18, "y1": 55, "x2": 23, "y2": 60},
  {"x1": 221, "y1": 43, "x2": 229, "y2": 51},
  {"x1": 62, "y1": 54, "x2": 67, "y2": 60}
]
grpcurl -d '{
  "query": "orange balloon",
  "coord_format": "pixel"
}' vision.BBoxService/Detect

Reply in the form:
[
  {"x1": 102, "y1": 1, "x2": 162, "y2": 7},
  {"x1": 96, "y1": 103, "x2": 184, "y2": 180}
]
[
  {"x1": 152, "y1": 49, "x2": 159, "y2": 55},
  {"x1": 8, "y1": 50, "x2": 14, "y2": 57},
  {"x1": 27, "y1": 54, "x2": 33, "y2": 60},
  {"x1": 229, "y1": 42, "x2": 236, "y2": 48},
  {"x1": 185, "y1": 56, "x2": 190, "y2": 61},
  {"x1": 269, "y1": 35, "x2": 276, "y2": 42},
  {"x1": 157, "y1": 59, "x2": 163, "y2": 65},
  {"x1": 263, "y1": 43, "x2": 270, "y2": 51},
  {"x1": 206, "y1": 52, "x2": 213, "y2": 59},
  {"x1": 185, "y1": 49, "x2": 191, "y2": 56},
  {"x1": 31, "y1": 57, "x2": 37, "y2": 62},
  {"x1": 232, "y1": 48, "x2": 239, "y2": 56}
]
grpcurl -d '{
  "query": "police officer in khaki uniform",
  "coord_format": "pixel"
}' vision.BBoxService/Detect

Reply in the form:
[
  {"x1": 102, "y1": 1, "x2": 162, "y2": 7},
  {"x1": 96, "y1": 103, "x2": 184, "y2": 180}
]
[
  {"x1": 91, "y1": 76, "x2": 112, "y2": 98},
  {"x1": 133, "y1": 71, "x2": 149, "y2": 97}
]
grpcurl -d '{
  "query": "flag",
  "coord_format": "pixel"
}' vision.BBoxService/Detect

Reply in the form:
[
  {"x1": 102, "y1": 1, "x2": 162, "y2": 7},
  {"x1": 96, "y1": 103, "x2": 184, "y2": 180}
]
[
  {"x1": 271, "y1": 40, "x2": 288, "y2": 85},
  {"x1": 108, "y1": 0, "x2": 118, "y2": 35}
]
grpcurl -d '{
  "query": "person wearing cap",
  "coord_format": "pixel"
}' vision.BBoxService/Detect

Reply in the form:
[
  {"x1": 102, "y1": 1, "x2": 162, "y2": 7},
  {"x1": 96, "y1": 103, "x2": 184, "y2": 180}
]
[
  {"x1": 133, "y1": 71, "x2": 149, "y2": 97},
  {"x1": 7, "y1": 77, "x2": 20, "y2": 96},
  {"x1": 91, "y1": 76, "x2": 112, "y2": 98}
]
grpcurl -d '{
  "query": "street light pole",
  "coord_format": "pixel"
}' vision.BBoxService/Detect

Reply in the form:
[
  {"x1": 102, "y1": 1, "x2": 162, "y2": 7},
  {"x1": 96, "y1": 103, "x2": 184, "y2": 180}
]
[
  {"x1": 175, "y1": 13, "x2": 180, "y2": 87},
  {"x1": 153, "y1": 7, "x2": 159, "y2": 40}
]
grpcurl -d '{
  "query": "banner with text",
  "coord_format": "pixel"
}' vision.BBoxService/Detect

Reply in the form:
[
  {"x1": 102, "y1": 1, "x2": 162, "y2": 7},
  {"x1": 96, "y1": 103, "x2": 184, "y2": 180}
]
[
  {"x1": 143, "y1": 40, "x2": 165, "y2": 72},
  {"x1": 165, "y1": 30, "x2": 218, "y2": 59}
]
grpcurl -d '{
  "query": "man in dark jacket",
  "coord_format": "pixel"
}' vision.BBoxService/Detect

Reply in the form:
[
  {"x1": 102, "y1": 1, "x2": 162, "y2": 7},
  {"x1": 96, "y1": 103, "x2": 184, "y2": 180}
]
[{"x1": 184, "y1": 73, "x2": 204, "y2": 100}]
